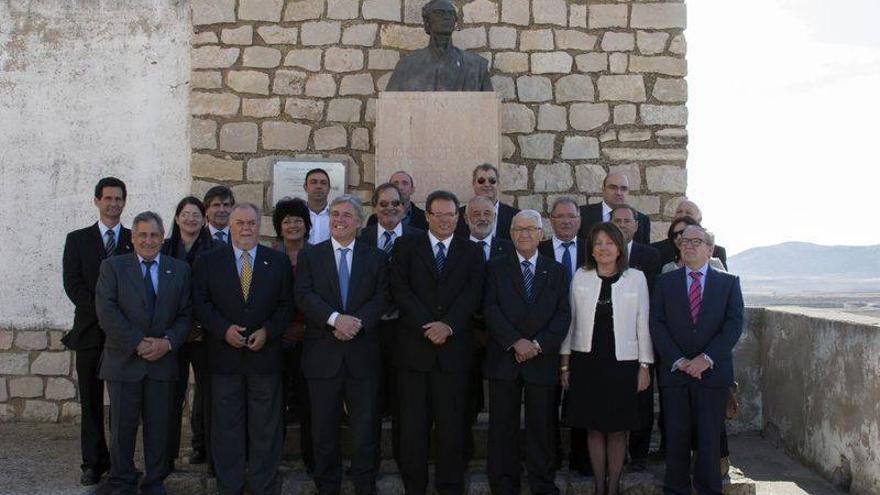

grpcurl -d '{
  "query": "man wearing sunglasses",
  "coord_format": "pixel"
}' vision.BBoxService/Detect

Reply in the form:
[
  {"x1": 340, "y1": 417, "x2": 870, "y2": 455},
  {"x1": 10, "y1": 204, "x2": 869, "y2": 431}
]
[
  {"x1": 366, "y1": 171, "x2": 429, "y2": 231},
  {"x1": 578, "y1": 172, "x2": 651, "y2": 244},
  {"x1": 456, "y1": 163, "x2": 520, "y2": 241},
  {"x1": 358, "y1": 182, "x2": 425, "y2": 468},
  {"x1": 651, "y1": 199, "x2": 728, "y2": 269}
]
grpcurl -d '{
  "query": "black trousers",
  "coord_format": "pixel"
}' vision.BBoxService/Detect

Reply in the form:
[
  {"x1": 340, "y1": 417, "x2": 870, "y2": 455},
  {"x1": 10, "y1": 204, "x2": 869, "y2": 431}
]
[
  {"x1": 169, "y1": 340, "x2": 211, "y2": 463},
  {"x1": 629, "y1": 364, "x2": 655, "y2": 461},
  {"x1": 308, "y1": 364, "x2": 380, "y2": 495},
  {"x1": 108, "y1": 378, "x2": 173, "y2": 495},
  {"x1": 212, "y1": 373, "x2": 283, "y2": 495},
  {"x1": 75, "y1": 347, "x2": 110, "y2": 473},
  {"x1": 661, "y1": 384, "x2": 727, "y2": 495},
  {"x1": 488, "y1": 378, "x2": 559, "y2": 495},
  {"x1": 398, "y1": 366, "x2": 469, "y2": 495},
  {"x1": 377, "y1": 318, "x2": 400, "y2": 465},
  {"x1": 283, "y1": 341, "x2": 313, "y2": 472}
]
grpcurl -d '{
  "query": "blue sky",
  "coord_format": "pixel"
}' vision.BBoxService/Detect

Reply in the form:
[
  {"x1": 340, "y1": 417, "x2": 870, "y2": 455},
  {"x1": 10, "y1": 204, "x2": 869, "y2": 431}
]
[{"x1": 687, "y1": 0, "x2": 880, "y2": 254}]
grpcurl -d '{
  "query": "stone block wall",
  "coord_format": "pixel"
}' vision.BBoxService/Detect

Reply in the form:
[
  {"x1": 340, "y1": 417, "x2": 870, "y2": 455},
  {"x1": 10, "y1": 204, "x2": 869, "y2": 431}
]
[
  {"x1": 190, "y1": 0, "x2": 688, "y2": 240},
  {"x1": 0, "y1": 329, "x2": 80, "y2": 422}
]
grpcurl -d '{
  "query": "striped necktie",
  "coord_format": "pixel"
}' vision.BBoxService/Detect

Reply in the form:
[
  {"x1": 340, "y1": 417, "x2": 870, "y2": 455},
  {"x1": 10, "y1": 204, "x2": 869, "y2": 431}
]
[
  {"x1": 688, "y1": 271, "x2": 703, "y2": 323},
  {"x1": 104, "y1": 230, "x2": 116, "y2": 256},
  {"x1": 435, "y1": 242, "x2": 446, "y2": 274},
  {"x1": 382, "y1": 231, "x2": 395, "y2": 253},
  {"x1": 521, "y1": 260, "x2": 534, "y2": 301}
]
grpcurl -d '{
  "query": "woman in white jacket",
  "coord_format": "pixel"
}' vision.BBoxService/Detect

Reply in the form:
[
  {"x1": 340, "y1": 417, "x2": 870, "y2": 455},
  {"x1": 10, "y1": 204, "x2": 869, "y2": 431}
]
[{"x1": 561, "y1": 222, "x2": 653, "y2": 495}]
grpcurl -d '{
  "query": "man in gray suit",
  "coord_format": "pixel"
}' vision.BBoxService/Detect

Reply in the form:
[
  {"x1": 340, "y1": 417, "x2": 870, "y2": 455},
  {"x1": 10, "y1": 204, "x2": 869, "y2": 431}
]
[{"x1": 96, "y1": 211, "x2": 192, "y2": 495}]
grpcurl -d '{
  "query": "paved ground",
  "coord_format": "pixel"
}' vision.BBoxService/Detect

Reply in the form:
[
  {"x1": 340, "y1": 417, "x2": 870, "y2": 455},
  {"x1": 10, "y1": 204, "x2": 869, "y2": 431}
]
[{"x1": 0, "y1": 423, "x2": 842, "y2": 494}]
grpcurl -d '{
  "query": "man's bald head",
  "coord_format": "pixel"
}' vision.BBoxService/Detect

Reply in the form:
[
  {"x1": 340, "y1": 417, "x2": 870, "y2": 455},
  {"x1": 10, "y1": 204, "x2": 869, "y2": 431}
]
[
  {"x1": 674, "y1": 199, "x2": 702, "y2": 223},
  {"x1": 601, "y1": 172, "x2": 630, "y2": 208}
]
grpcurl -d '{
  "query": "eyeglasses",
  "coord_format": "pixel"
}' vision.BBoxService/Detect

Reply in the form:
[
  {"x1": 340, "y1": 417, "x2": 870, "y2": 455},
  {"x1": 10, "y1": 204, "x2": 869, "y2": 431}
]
[
  {"x1": 680, "y1": 238, "x2": 705, "y2": 247},
  {"x1": 512, "y1": 226, "x2": 541, "y2": 235},
  {"x1": 476, "y1": 177, "x2": 497, "y2": 185},
  {"x1": 378, "y1": 200, "x2": 401, "y2": 208},
  {"x1": 429, "y1": 211, "x2": 457, "y2": 219}
]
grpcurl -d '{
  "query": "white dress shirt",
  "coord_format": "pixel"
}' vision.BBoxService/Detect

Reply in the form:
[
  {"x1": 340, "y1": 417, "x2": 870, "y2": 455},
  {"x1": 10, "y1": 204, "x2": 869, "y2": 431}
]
[
  {"x1": 428, "y1": 231, "x2": 453, "y2": 257},
  {"x1": 552, "y1": 236, "x2": 578, "y2": 276},
  {"x1": 327, "y1": 238, "x2": 356, "y2": 326},
  {"x1": 376, "y1": 222, "x2": 403, "y2": 249},
  {"x1": 308, "y1": 205, "x2": 331, "y2": 245},
  {"x1": 138, "y1": 254, "x2": 160, "y2": 292},
  {"x1": 232, "y1": 245, "x2": 258, "y2": 276},
  {"x1": 208, "y1": 224, "x2": 230, "y2": 243},
  {"x1": 601, "y1": 201, "x2": 613, "y2": 222},
  {"x1": 98, "y1": 221, "x2": 122, "y2": 248}
]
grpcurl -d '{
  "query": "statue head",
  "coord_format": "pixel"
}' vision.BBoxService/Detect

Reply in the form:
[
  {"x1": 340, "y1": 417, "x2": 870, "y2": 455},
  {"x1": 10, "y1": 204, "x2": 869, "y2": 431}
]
[{"x1": 421, "y1": 0, "x2": 458, "y2": 36}]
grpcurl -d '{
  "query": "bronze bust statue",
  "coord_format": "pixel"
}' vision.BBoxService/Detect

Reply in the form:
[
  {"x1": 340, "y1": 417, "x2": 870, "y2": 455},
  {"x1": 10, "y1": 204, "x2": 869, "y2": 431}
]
[{"x1": 386, "y1": 0, "x2": 493, "y2": 92}]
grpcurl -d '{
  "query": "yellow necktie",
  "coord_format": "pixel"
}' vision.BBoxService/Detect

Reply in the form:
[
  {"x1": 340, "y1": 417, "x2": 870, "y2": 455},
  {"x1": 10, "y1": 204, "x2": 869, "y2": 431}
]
[{"x1": 240, "y1": 251, "x2": 252, "y2": 300}]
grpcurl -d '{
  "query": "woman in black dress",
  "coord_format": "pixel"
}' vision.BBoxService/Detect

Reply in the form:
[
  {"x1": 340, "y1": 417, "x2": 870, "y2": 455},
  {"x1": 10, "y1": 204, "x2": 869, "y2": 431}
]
[{"x1": 560, "y1": 223, "x2": 653, "y2": 495}]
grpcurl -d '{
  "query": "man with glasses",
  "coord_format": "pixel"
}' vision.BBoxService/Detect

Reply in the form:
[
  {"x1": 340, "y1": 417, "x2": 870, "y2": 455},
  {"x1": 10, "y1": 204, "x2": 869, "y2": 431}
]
[
  {"x1": 386, "y1": 0, "x2": 493, "y2": 92},
  {"x1": 651, "y1": 225, "x2": 743, "y2": 495},
  {"x1": 537, "y1": 197, "x2": 588, "y2": 475},
  {"x1": 390, "y1": 190, "x2": 484, "y2": 495},
  {"x1": 367, "y1": 171, "x2": 429, "y2": 231},
  {"x1": 578, "y1": 172, "x2": 650, "y2": 244},
  {"x1": 611, "y1": 205, "x2": 661, "y2": 472},
  {"x1": 457, "y1": 163, "x2": 520, "y2": 241},
  {"x1": 358, "y1": 182, "x2": 424, "y2": 468},
  {"x1": 484, "y1": 210, "x2": 570, "y2": 495},
  {"x1": 204, "y1": 185, "x2": 235, "y2": 245}
]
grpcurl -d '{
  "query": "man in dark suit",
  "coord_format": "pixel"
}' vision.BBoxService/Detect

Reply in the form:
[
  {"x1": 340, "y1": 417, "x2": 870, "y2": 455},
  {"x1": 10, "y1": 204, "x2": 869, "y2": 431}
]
[
  {"x1": 484, "y1": 210, "x2": 570, "y2": 495},
  {"x1": 463, "y1": 195, "x2": 513, "y2": 462},
  {"x1": 358, "y1": 183, "x2": 423, "y2": 468},
  {"x1": 611, "y1": 205, "x2": 661, "y2": 471},
  {"x1": 296, "y1": 195, "x2": 389, "y2": 495},
  {"x1": 455, "y1": 163, "x2": 519, "y2": 241},
  {"x1": 193, "y1": 203, "x2": 295, "y2": 495},
  {"x1": 651, "y1": 200, "x2": 728, "y2": 269},
  {"x1": 537, "y1": 197, "x2": 588, "y2": 475},
  {"x1": 366, "y1": 171, "x2": 429, "y2": 231},
  {"x1": 390, "y1": 190, "x2": 485, "y2": 495},
  {"x1": 95, "y1": 211, "x2": 191, "y2": 495},
  {"x1": 650, "y1": 225, "x2": 743, "y2": 495},
  {"x1": 62, "y1": 176, "x2": 133, "y2": 485},
  {"x1": 577, "y1": 172, "x2": 650, "y2": 244}
]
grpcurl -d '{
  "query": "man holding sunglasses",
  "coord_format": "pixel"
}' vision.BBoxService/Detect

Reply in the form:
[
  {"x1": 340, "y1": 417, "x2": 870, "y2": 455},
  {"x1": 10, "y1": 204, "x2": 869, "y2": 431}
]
[
  {"x1": 578, "y1": 172, "x2": 651, "y2": 244},
  {"x1": 456, "y1": 163, "x2": 520, "y2": 241}
]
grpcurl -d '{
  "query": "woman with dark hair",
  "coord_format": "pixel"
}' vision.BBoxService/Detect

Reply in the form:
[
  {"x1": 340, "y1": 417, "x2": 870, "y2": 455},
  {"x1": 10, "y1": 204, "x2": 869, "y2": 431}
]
[
  {"x1": 661, "y1": 216, "x2": 724, "y2": 274},
  {"x1": 161, "y1": 196, "x2": 216, "y2": 471},
  {"x1": 561, "y1": 222, "x2": 653, "y2": 495},
  {"x1": 269, "y1": 197, "x2": 315, "y2": 474}
]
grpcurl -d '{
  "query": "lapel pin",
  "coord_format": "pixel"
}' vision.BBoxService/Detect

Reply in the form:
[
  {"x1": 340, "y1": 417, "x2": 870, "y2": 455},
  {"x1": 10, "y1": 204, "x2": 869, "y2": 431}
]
[
  {"x1": 165, "y1": 270, "x2": 172, "y2": 274},
  {"x1": 263, "y1": 260, "x2": 269, "y2": 265}
]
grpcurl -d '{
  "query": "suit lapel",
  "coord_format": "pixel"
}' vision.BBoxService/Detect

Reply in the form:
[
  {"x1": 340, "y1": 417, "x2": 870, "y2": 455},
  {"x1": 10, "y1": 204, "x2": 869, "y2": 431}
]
[
  {"x1": 152, "y1": 256, "x2": 175, "y2": 326},
  {"x1": 442, "y1": 237, "x2": 465, "y2": 280},
  {"x1": 118, "y1": 227, "x2": 133, "y2": 255},
  {"x1": 222, "y1": 246, "x2": 246, "y2": 303},
  {"x1": 697, "y1": 267, "x2": 720, "y2": 327},
  {"x1": 125, "y1": 254, "x2": 148, "y2": 308},
  {"x1": 89, "y1": 223, "x2": 109, "y2": 259},
  {"x1": 532, "y1": 256, "x2": 550, "y2": 299},
  {"x1": 347, "y1": 242, "x2": 368, "y2": 307},
  {"x1": 507, "y1": 254, "x2": 527, "y2": 300},
  {"x1": 673, "y1": 267, "x2": 690, "y2": 320},
  {"x1": 321, "y1": 242, "x2": 343, "y2": 308},
  {"x1": 416, "y1": 234, "x2": 439, "y2": 279}
]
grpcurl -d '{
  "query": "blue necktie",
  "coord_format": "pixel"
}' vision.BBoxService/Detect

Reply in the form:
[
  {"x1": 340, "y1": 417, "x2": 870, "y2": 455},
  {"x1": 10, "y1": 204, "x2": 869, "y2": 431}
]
[
  {"x1": 521, "y1": 260, "x2": 534, "y2": 301},
  {"x1": 214, "y1": 231, "x2": 227, "y2": 244},
  {"x1": 435, "y1": 242, "x2": 446, "y2": 274},
  {"x1": 382, "y1": 231, "x2": 395, "y2": 253},
  {"x1": 143, "y1": 260, "x2": 156, "y2": 317},
  {"x1": 104, "y1": 230, "x2": 116, "y2": 256},
  {"x1": 561, "y1": 241, "x2": 574, "y2": 281},
  {"x1": 338, "y1": 248, "x2": 350, "y2": 311}
]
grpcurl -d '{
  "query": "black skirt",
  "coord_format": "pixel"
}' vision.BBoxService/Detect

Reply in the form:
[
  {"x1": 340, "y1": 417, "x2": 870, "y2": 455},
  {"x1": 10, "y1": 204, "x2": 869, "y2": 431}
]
[{"x1": 564, "y1": 273, "x2": 639, "y2": 432}]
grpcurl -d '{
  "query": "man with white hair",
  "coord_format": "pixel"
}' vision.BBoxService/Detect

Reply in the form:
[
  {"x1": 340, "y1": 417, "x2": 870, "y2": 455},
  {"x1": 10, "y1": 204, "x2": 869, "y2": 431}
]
[
  {"x1": 484, "y1": 210, "x2": 571, "y2": 495},
  {"x1": 651, "y1": 199, "x2": 728, "y2": 269}
]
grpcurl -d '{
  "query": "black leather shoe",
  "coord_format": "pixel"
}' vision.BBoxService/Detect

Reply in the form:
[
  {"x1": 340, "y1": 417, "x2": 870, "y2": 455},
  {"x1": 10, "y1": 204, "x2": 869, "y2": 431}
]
[{"x1": 80, "y1": 467, "x2": 103, "y2": 486}]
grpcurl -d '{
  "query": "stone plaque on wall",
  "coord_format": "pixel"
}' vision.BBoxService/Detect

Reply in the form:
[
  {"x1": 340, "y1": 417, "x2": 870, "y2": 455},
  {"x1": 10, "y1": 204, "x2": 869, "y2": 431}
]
[
  {"x1": 272, "y1": 160, "x2": 347, "y2": 205},
  {"x1": 375, "y1": 92, "x2": 502, "y2": 205}
]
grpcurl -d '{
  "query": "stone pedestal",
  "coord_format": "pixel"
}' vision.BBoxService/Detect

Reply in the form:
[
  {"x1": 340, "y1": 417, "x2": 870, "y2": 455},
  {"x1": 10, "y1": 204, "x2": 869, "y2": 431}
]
[{"x1": 375, "y1": 92, "x2": 501, "y2": 205}]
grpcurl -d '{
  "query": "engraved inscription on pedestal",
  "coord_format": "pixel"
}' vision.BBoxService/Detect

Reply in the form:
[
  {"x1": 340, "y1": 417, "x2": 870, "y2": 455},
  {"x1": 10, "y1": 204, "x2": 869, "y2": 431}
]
[{"x1": 375, "y1": 91, "x2": 501, "y2": 204}]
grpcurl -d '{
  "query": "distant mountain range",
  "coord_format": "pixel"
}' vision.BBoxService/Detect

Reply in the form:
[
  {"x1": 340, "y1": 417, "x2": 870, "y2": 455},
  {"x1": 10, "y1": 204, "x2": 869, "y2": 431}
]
[{"x1": 728, "y1": 242, "x2": 880, "y2": 295}]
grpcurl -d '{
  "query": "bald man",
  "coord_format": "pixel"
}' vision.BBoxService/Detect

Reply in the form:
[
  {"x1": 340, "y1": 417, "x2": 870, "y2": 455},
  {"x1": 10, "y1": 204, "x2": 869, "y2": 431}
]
[
  {"x1": 577, "y1": 173, "x2": 650, "y2": 244},
  {"x1": 650, "y1": 199, "x2": 728, "y2": 269}
]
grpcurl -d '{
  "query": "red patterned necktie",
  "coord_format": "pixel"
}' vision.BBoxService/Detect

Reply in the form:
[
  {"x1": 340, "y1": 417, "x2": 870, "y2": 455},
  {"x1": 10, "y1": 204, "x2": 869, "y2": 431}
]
[{"x1": 688, "y1": 271, "x2": 703, "y2": 323}]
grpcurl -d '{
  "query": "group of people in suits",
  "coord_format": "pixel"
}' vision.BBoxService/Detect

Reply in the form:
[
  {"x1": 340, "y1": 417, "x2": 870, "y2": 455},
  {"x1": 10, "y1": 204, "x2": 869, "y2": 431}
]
[{"x1": 62, "y1": 167, "x2": 743, "y2": 495}]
